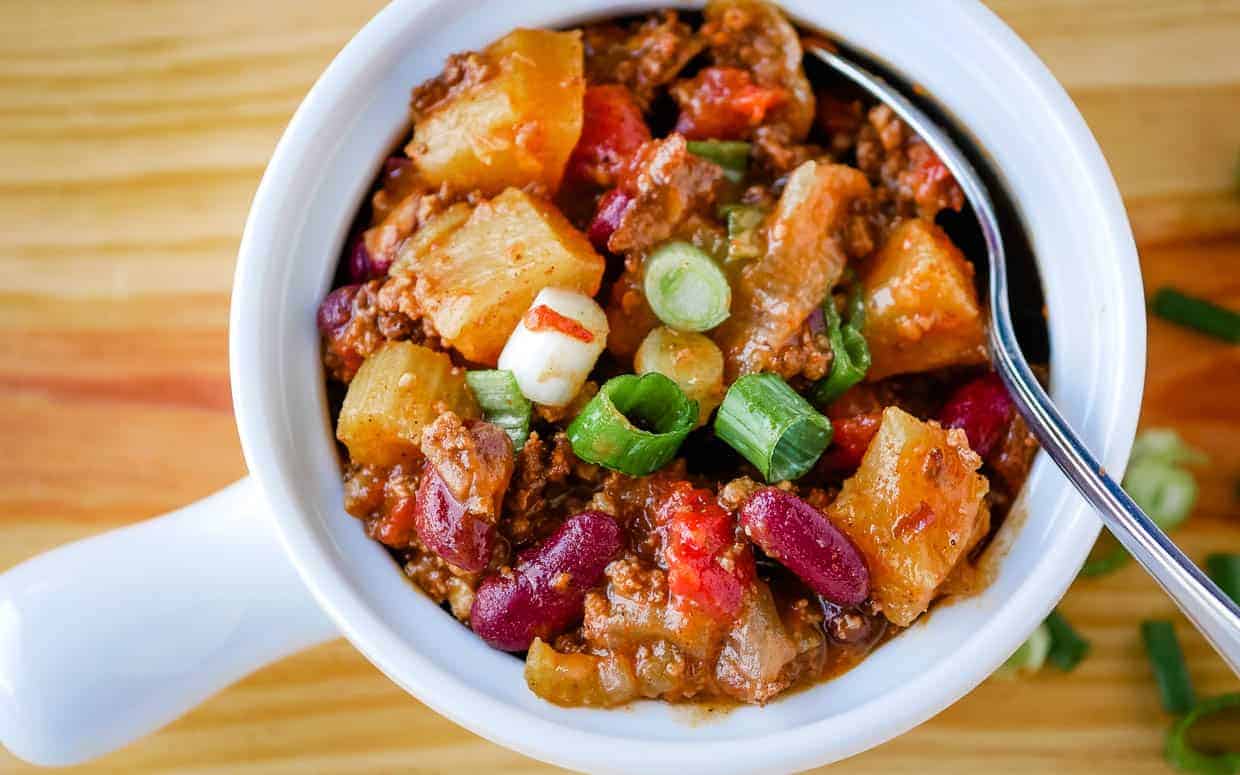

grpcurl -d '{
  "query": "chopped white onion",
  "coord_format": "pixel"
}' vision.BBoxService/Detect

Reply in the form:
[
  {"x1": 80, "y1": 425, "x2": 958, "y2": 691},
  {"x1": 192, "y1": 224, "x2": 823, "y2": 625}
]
[{"x1": 497, "y1": 287, "x2": 609, "y2": 407}]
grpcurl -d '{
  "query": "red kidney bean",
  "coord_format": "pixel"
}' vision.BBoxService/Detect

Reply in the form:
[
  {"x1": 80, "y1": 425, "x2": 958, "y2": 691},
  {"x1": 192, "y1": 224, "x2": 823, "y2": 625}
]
[
  {"x1": 414, "y1": 467, "x2": 494, "y2": 573},
  {"x1": 316, "y1": 283, "x2": 360, "y2": 338},
  {"x1": 346, "y1": 233, "x2": 392, "y2": 283},
  {"x1": 739, "y1": 488, "x2": 870, "y2": 606},
  {"x1": 471, "y1": 511, "x2": 622, "y2": 652},
  {"x1": 938, "y1": 372, "x2": 1014, "y2": 458},
  {"x1": 587, "y1": 188, "x2": 631, "y2": 251}
]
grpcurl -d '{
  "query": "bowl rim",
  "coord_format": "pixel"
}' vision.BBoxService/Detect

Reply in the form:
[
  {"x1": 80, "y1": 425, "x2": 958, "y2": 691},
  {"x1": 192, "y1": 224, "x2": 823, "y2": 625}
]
[{"x1": 229, "y1": 1, "x2": 1145, "y2": 772}]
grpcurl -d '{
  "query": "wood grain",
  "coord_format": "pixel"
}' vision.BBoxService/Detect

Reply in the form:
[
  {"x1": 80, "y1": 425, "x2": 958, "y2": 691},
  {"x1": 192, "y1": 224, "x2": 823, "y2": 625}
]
[{"x1": 1, "y1": 1, "x2": 1238, "y2": 772}]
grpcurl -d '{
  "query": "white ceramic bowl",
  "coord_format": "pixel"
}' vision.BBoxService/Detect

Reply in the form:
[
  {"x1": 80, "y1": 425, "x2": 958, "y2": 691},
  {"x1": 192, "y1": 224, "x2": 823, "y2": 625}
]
[{"x1": 0, "y1": 1, "x2": 1144, "y2": 772}]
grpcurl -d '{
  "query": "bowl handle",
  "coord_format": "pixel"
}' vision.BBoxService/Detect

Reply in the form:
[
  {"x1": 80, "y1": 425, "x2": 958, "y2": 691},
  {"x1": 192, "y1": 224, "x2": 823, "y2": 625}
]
[{"x1": 0, "y1": 477, "x2": 339, "y2": 766}]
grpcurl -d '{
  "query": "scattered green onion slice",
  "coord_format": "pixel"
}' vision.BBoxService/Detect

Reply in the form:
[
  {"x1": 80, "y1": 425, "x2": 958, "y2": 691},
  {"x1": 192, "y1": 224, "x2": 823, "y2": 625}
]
[
  {"x1": 566, "y1": 373, "x2": 697, "y2": 476},
  {"x1": 1132, "y1": 428, "x2": 1210, "y2": 467},
  {"x1": 1141, "y1": 620, "x2": 1196, "y2": 714},
  {"x1": 714, "y1": 373, "x2": 832, "y2": 483},
  {"x1": 1082, "y1": 429, "x2": 1205, "y2": 577},
  {"x1": 718, "y1": 203, "x2": 765, "y2": 263},
  {"x1": 465, "y1": 370, "x2": 532, "y2": 450},
  {"x1": 643, "y1": 241, "x2": 732, "y2": 333},
  {"x1": 814, "y1": 280, "x2": 871, "y2": 406},
  {"x1": 1044, "y1": 610, "x2": 1090, "y2": 671},
  {"x1": 1165, "y1": 693, "x2": 1240, "y2": 775},
  {"x1": 687, "y1": 140, "x2": 750, "y2": 183},
  {"x1": 1206, "y1": 554, "x2": 1240, "y2": 604},
  {"x1": 1151, "y1": 288, "x2": 1240, "y2": 344},
  {"x1": 995, "y1": 623, "x2": 1051, "y2": 678}
]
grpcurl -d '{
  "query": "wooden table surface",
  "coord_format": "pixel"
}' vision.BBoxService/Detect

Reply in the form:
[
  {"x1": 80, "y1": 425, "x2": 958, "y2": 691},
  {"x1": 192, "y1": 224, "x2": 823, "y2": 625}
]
[{"x1": 2, "y1": 1, "x2": 1238, "y2": 772}]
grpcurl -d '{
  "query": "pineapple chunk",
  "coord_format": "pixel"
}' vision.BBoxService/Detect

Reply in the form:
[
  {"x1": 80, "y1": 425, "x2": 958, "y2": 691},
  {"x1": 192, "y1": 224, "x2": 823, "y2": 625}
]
[
  {"x1": 389, "y1": 202, "x2": 473, "y2": 278},
  {"x1": 336, "y1": 341, "x2": 479, "y2": 466},
  {"x1": 861, "y1": 219, "x2": 987, "y2": 381},
  {"x1": 826, "y1": 407, "x2": 989, "y2": 626},
  {"x1": 410, "y1": 188, "x2": 605, "y2": 365},
  {"x1": 407, "y1": 29, "x2": 585, "y2": 196}
]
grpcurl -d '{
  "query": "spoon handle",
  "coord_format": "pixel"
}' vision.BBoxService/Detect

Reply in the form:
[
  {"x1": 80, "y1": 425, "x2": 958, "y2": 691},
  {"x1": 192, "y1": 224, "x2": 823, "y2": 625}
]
[
  {"x1": 804, "y1": 45, "x2": 1240, "y2": 676},
  {"x1": 990, "y1": 328, "x2": 1240, "y2": 676}
]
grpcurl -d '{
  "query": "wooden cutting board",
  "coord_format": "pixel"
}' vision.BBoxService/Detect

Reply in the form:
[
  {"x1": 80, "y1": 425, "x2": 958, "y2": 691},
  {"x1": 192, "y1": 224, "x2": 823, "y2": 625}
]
[{"x1": 1, "y1": 1, "x2": 1237, "y2": 772}]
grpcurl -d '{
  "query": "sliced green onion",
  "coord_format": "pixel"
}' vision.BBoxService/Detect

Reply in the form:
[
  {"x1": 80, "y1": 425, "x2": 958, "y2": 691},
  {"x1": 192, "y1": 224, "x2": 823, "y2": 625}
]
[
  {"x1": 643, "y1": 241, "x2": 732, "y2": 333},
  {"x1": 1165, "y1": 693, "x2": 1240, "y2": 775},
  {"x1": 1151, "y1": 288, "x2": 1240, "y2": 344},
  {"x1": 718, "y1": 204, "x2": 765, "y2": 263},
  {"x1": 1132, "y1": 428, "x2": 1209, "y2": 467},
  {"x1": 1141, "y1": 620, "x2": 1196, "y2": 714},
  {"x1": 1082, "y1": 429, "x2": 1205, "y2": 577},
  {"x1": 687, "y1": 140, "x2": 750, "y2": 183},
  {"x1": 995, "y1": 623, "x2": 1051, "y2": 678},
  {"x1": 714, "y1": 373, "x2": 832, "y2": 483},
  {"x1": 1206, "y1": 554, "x2": 1240, "y2": 604},
  {"x1": 566, "y1": 373, "x2": 697, "y2": 476},
  {"x1": 465, "y1": 369, "x2": 532, "y2": 450},
  {"x1": 814, "y1": 281, "x2": 871, "y2": 406},
  {"x1": 1044, "y1": 610, "x2": 1090, "y2": 671}
]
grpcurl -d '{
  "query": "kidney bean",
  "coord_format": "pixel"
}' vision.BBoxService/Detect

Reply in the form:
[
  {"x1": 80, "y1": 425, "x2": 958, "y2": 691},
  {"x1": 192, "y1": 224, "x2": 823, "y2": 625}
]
[
  {"x1": 587, "y1": 188, "x2": 631, "y2": 251},
  {"x1": 938, "y1": 372, "x2": 1014, "y2": 458},
  {"x1": 414, "y1": 467, "x2": 494, "y2": 572},
  {"x1": 471, "y1": 511, "x2": 622, "y2": 652},
  {"x1": 346, "y1": 233, "x2": 392, "y2": 283},
  {"x1": 316, "y1": 283, "x2": 361, "y2": 338},
  {"x1": 739, "y1": 488, "x2": 869, "y2": 606}
]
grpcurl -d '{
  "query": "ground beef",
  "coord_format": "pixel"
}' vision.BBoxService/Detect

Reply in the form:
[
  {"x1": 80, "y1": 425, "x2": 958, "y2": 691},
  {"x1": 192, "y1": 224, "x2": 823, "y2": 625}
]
[
  {"x1": 364, "y1": 185, "x2": 457, "y2": 278},
  {"x1": 409, "y1": 52, "x2": 495, "y2": 121},
  {"x1": 321, "y1": 277, "x2": 439, "y2": 383},
  {"x1": 606, "y1": 135, "x2": 724, "y2": 254},
  {"x1": 769, "y1": 319, "x2": 833, "y2": 383},
  {"x1": 502, "y1": 431, "x2": 599, "y2": 547},
  {"x1": 856, "y1": 104, "x2": 964, "y2": 219},
  {"x1": 343, "y1": 462, "x2": 421, "y2": 548},
  {"x1": 583, "y1": 11, "x2": 703, "y2": 110},
  {"x1": 404, "y1": 548, "x2": 479, "y2": 621}
]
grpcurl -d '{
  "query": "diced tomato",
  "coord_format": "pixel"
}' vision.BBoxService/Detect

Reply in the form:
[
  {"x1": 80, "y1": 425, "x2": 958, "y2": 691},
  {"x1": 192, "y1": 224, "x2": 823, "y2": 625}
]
[
  {"x1": 371, "y1": 495, "x2": 417, "y2": 548},
  {"x1": 817, "y1": 411, "x2": 883, "y2": 472},
  {"x1": 566, "y1": 85, "x2": 652, "y2": 188},
  {"x1": 587, "y1": 188, "x2": 632, "y2": 250},
  {"x1": 938, "y1": 372, "x2": 1015, "y2": 458},
  {"x1": 657, "y1": 482, "x2": 754, "y2": 620},
  {"x1": 524, "y1": 304, "x2": 595, "y2": 343},
  {"x1": 672, "y1": 67, "x2": 786, "y2": 141},
  {"x1": 903, "y1": 141, "x2": 964, "y2": 214}
]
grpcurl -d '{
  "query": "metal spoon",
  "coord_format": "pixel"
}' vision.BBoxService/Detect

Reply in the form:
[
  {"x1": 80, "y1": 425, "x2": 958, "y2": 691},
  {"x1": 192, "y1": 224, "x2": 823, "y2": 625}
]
[{"x1": 806, "y1": 44, "x2": 1240, "y2": 675}]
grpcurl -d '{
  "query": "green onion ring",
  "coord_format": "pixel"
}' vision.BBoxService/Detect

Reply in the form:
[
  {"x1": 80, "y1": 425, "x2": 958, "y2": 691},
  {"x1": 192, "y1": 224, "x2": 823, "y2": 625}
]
[
  {"x1": 814, "y1": 280, "x2": 871, "y2": 406},
  {"x1": 714, "y1": 373, "x2": 832, "y2": 483},
  {"x1": 1151, "y1": 287, "x2": 1240, "y2": 344},
  {"x1": 1165, "y1": 693, "x2": 1240, "y2": 775},
  {"x1": 566, "y1": 373, "x2": 697, "y2": 476},
  {"x1": 643, "y1": 241, "x2": 732, "y2": 333}
]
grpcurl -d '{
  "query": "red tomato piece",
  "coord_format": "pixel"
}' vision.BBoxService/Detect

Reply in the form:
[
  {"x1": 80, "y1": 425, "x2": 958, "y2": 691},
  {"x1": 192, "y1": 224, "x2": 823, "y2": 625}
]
[
  {"x1": 817, "y1": 410, "x2": 883, "y2": 472},
  {"x1": 657, "y1": 483, "x2": 754, "y2": 620},
  {"x1": 566, "y1": 85, "x2": 651, "y2": 188},
  {"x1": 672, "y1": 67, "x2": 786, "y2": 141}
]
